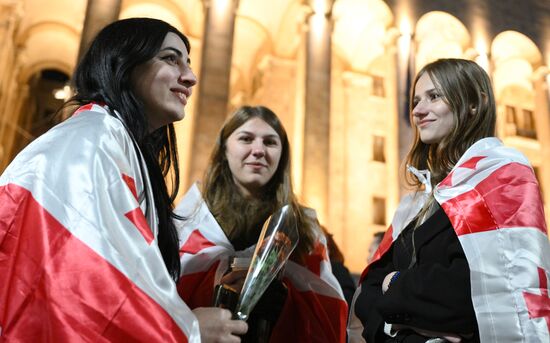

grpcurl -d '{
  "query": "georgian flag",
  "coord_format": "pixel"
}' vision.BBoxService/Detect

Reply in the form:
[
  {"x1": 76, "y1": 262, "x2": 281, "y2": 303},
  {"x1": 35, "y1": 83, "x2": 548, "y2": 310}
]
[
  {"x1": 0, "y1": 104, "x2": 200, "y2": 342},
  {"x1": 175, "y1": 184, "x2": 348, "y2": 342},
  {"x1": 349, "y1": 137, "x2": 549, "y2": 342}
]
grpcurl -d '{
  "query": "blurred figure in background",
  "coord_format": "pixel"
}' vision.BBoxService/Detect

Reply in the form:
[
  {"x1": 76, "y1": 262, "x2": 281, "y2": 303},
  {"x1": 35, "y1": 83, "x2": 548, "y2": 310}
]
[
  {"x1": 367, "y1": 231, "x2": 385, "y2": 263},
  {"x1": 321, "y1": 225, "x2": 357, "y2": 305}
]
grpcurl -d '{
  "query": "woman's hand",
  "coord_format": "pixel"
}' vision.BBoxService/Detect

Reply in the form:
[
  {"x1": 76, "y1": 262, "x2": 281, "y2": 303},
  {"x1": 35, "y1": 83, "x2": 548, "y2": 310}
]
[
  {"x1": 192, "y1": 307, "x2": 248, "y2": 343},
  {"x1": 220, "y1": 270, "x2": 248, "y2": 293}
]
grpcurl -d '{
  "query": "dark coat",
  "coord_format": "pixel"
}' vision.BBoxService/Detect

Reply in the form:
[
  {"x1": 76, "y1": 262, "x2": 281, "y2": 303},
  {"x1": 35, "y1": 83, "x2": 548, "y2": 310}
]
[{"x1": 355, "y1": 206, "x2": 479, "y2": 342}]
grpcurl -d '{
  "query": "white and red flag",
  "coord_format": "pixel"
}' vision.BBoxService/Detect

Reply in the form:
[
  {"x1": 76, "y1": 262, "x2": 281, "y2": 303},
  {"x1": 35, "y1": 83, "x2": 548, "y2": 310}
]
[
  {"x1": 175, "y1": 184, "x2": 348, "y2": 342},
  {"x1": 350, "y1": 137, "x2": 549, "y2": 342},
  {"x1": 0, "y1": 104, "x2": 200, "y2": 342}
]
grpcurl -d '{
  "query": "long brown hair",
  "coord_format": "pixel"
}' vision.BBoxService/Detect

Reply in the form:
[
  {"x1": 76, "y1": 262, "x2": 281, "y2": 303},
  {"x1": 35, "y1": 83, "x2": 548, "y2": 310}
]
[
  {"x1": 202, "y1": 106, "x2": 315, "y2": 260},
  {"x1": 405, "y1": 58, "x2": 496, "y2": 189}
]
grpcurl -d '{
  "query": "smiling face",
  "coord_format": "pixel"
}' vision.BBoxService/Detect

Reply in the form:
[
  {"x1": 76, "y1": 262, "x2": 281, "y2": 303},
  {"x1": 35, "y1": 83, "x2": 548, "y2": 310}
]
[
  {"x1": 131, "y1": 32, "x2": 197, "y2": 131},
  {"x1": 225, "y1": 117, "x2": 283, "y2": 198},
  {"x1": 412, "y1": 72, "x2": 455, "y2": 145}
]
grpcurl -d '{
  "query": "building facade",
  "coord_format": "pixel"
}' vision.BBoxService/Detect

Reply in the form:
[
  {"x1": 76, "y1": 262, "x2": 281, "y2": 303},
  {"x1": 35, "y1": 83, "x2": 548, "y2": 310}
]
[{"x1": 0, "y1": 0, "x2": 548, "y2": 272}]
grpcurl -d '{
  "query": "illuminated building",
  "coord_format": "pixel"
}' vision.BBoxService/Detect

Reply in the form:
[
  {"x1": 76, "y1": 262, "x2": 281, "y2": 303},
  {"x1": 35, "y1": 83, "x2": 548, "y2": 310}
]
[{"x1": 0, "y1": 0, "x2": 548, "y2": 271}]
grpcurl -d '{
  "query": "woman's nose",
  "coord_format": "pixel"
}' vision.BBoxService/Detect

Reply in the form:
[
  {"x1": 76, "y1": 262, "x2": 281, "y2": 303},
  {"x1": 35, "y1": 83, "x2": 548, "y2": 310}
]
[
  {"x1": 179, "y1": 68, "x2": 197, "y2": 88},
  {"x1": 412, "y1": 100, "x2": 428, "y2": 117},
  {"x1": 251, "y1": 141, "x2": 265, "y2": 156}
]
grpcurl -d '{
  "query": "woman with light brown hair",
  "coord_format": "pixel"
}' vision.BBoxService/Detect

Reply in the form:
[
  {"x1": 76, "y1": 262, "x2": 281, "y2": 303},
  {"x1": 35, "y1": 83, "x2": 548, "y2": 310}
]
[
  {"x1": 200, "y1": 105, "x2": 315, "y2": 259},
  {"x1": 350, "y1": 58, "x2": 548, "y2": 342},
  {"x1": 175, "y1": 105, "x2": 348, "y2": 342}
]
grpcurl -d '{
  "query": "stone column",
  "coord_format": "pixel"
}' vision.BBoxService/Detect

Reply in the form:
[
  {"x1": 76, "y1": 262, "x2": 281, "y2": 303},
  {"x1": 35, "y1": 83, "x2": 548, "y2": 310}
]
[
  {"x1": 395, "y1": 29, "x2": 415, "y2": 197},
  {"x1": 0, "y1": 0, "x2": 22, "y2": 168},
  {"x1": 76, "y1": 0, "x2": 122, "y2": 63},
  {"x1": 250, "y1": 55, "x2": 297, "y2": 142},
  {"x1": 533, "y1": 66, "x2": 550, "y2": 223},
  {"x1": 301, "y1": 0, "x2": 333, "y2": 224},
  {"x1": 383, "y1": 29, "x2": 402, "y2": 225},
  {"x1": 187, "y1": 0, "x2": 239, "y2": 184},
  {"x1": 0, "y1": 1, "x2": 21, "y2": 90},
  {"x1": 1, "y1": 83, "x2": 30, "y2": 170}
]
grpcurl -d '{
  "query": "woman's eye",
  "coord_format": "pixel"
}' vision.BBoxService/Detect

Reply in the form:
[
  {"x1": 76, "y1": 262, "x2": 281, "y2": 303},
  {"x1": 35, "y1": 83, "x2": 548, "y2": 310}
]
[
  {"x1": 239, "y1": 136, "x2": 253, "y2": 143},
  {"x1": 429, "y1": 93, "x2": 441, "y2": 101},
  {"x1": 162, "y1": 55, "x2": 178, "y2": 64},
  {"x1": 265, "y1": 139, "x2": 277, "y2": 146}
]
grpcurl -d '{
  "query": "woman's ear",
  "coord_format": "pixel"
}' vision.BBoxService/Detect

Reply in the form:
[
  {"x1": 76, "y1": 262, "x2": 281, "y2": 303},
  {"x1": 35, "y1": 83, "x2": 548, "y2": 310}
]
[{"x1": 469, "y1": 105, "x2": 477, "y2": 115}]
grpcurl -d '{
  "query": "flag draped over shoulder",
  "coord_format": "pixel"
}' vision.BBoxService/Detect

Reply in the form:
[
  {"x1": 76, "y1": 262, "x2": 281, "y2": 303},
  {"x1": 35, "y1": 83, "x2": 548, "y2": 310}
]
[
  {"x1": 175, "y1": 184, "x2": 348, "y2": 342},
  {"x1": 350, "y1": 137, "x2": 549, "y2": 342},
  {"x1": 0, "y1": 104, "x2": 200, "y2": 342}
]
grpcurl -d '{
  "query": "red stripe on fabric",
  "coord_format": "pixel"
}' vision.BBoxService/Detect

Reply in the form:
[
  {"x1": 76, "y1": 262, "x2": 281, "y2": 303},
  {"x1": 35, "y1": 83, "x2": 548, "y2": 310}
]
[
  {"x1": 540, "y1": 267, "x2": 549, "y2": 298},
  {"x1": 441, "y1": 192, "x2": 496, "y2": 236},
  {"x1": 120, "y1": 174, "x2": 152, "y2": 244},
  {"x1": 439, "y1": 171, "x2": 455, "y2": 188},
  {"x1": 522, "y1": 267, "x2": 550, "y2": 332},
  {"x1": 179, "y1": 229, "x2": 216, "y2": 255},
  {"x1": 441, "y1": 163, "x2": 547, "y2": 236},
  {"x1": 121, "y1": 173, "x2": 138, "y2": 201},
  {"x1": 0, "y1": 184, "x2": 187, "y2": 342},
  {"x1": 177, "y1": 263, "x2": 219, "y2": 309},
  {"x1": 458, "y1": 156, "x2": 486, "y2": 169},
  {"x1": 124, "y1": 207, "x2": 154, "y2": 245},
  {"x1": 360, "y1": 226, "x2": 393, "y2": 282},
  {"x1": 523, "y1": 292, "x2": 550, "y2": 330},
  {"x1": 271, "y1": 280, "x2": 347, "y2": 343},
  {"x1": 304, "y1": 241, "x2": 328, "y2": 276},
  {"x1": 73, "y1": 103, "x2": 95, "y2": 116},
  {"x1": 440, "y1": 156, "x2": 487, "y2": 189}
]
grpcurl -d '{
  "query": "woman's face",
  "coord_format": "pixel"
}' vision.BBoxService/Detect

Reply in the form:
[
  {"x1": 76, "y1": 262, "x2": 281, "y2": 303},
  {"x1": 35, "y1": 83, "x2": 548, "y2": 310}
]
[
  {"x1": 131, "y1": 32, "x2": 197, "y2": 131},
  {"x1": 225, "y1": 117, "x2": 283, "y2": 198},
  {"x1": 412, "y1": 73, "x2": 455, "y2": 144}
]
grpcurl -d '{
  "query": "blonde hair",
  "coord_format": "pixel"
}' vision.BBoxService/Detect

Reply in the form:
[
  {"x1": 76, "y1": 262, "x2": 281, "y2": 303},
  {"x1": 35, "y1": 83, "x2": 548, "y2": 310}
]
[{"x1": 202, "y1": 106, "x2": 315, "y2": 260}]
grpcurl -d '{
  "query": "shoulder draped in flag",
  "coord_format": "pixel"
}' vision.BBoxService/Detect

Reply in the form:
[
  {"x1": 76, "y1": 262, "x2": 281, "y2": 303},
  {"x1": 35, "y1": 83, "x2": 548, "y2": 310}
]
[
  {"x1": 175, "y1": 184, "x2": 348, "y2": 342},
  {"x1": 350, "y1": 137, "x2": 549, "y2": 342},
  {"x1": 0, "y1": 104, "x2": 200, "y2": 342}
]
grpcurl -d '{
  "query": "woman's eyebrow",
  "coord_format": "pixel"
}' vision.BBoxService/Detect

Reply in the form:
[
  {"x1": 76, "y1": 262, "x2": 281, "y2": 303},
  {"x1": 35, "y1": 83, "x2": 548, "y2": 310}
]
[
  {"x1": 415, "y1": 87, "x2": 436, "y2": 97},
  {"x1": 160, "y1": 47, "x2": 191, "y2": 64},
  {"x1": 160, "y1": 47, "x2": 183, "y2": 56},
  {"x1": 236, "y1": 130, "x2": 280, "y2": 139}
]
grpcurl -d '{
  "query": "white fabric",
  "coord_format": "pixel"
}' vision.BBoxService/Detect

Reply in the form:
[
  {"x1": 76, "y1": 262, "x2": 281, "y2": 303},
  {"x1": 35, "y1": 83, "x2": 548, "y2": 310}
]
[
  {"x1": 0, "y1": 104, "x2": 200, "y2": 341},
  {"x1": 175, "y1": 183, "x2": 344, "y2": 299}
]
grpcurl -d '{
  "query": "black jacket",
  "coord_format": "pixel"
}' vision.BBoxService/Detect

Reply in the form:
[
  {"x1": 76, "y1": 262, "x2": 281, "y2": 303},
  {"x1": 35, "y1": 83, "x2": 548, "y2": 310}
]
[{"x1": 355, "y1": 206, "x2": 479, "y2": 342}]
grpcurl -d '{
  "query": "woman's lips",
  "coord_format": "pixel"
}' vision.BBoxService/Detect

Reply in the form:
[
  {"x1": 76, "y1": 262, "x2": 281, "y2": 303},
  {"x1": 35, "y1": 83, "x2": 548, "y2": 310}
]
[{"x1": 418, "y1": 119, "x2": 435, "y2": 128}]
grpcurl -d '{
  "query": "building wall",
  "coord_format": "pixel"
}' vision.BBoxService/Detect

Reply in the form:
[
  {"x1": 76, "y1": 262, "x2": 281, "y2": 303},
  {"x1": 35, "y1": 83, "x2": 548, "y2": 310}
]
[{"x1": 0, "y1": 0, "x2": 548, "y2": 273}]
